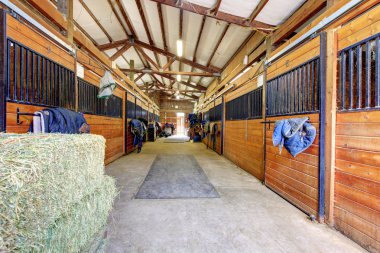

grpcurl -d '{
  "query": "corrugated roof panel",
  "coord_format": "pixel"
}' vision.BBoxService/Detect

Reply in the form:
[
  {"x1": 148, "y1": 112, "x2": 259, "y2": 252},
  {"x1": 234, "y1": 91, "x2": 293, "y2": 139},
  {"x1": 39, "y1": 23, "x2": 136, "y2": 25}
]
[
  {"x1": 182, "y1": 12, "x2": 203, "y2": 61},
  {"x1": 81, "y1": 0, "x2": 127, "y2": 41},
  {"x1": 186, "y1": 0, "x2": 216, "y2": 8},
  {"x1": 162, "y1": 5, "x2": 180, "y2": 56},
  {"x1": 219, "y1": 0, "x2": 261, "y2": 19},
  {"x1": 255, "y1": 0, "x2": 306, "y2": 26},
  {"x1": 211, "y1": 25, "x2": 251, "y2": 68},
  {"x1": 121, "y1": 0, "x2": 149, "y2": 43},
  {"x1": 196, "y1": 17, "x2": 228, "y2": 67},
  {"x1": 73, "y1": 0, "x2": 109, "y2": 45},
  {"x1": 142, "y1": 0, "x2": 164, "y2": 49}
]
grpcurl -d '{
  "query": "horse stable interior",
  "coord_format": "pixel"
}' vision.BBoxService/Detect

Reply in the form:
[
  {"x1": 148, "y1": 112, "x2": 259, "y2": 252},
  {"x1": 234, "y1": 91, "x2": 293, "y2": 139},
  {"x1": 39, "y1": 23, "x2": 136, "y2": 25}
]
[{"x1": 0, "y1": 0, "x2": 379, "y2": 252}]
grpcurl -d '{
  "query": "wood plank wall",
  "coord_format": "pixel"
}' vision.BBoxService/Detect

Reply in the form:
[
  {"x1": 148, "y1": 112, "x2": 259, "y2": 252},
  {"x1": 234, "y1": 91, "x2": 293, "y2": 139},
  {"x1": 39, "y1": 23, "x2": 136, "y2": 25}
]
[
  {"x1": 223, "y1": 75, "x2": 264, "y2": 180},
  {"x1": 264, "y1": 37, "x2": 321, "y2": 216},
  {"x1": 224, "y1": 119, "x2": 264, "y2": 180},
  {"x1": 333, "y1": 6, "x2": 380, "y2": 252},
  {"x1": 265, "y1": 113, "x2": 319, "y2": 216},
  {"x1": 4, "y1": 13, "x2": 125, "y2": 165}
]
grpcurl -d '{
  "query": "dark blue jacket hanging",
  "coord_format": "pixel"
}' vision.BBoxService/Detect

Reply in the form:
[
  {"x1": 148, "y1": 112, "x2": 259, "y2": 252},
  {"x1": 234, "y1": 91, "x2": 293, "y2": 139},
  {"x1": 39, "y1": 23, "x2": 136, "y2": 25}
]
[
  {"x1": 41, "y1": 108, "x2": 90, "y2": 134},
  {"x1": 272, "y1": 117, "x2": 316, "y2": 157}
]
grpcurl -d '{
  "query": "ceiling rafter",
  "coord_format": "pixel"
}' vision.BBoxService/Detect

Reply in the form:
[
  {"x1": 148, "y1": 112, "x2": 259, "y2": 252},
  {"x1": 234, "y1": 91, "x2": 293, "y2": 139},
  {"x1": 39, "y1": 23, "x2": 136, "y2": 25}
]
[
  {"x1": 148, "y1": 0, "x2": 273, "y2": 31},
  {"x1": 98, "y1": 39, "x2": 220, "y2": 73},
  {"x1": 153, "y1": 72, "x2": 206, "y2": 92},
  {"x1": 197, "y1": 22, "x2": 230, "y2": 87},
  {"x1": 112, "y1": 0, "x2": 151, "y2": 71},
  {"x1": 247, "y1": 0, "x2": 269, "y2": 24},
  {"x1": 187, "y1": 15, "x2": 206, "y2": 87},
  {"x1": 122, "y1": 69, "x2": 218, "y2": 77},
  {"x1": 210, "y1": 0, "x2": 222, "y2": 16},
  {"x1": 78, "y1": 0, "x2": 113, "y2": 42},
  {"x1": 110, "y1": 43, "x2": 132, "y2": 61},
  {"x1": 135, "y1": 45, "x2": 160, "y2": 70},
  {"x1": 135, "y1": 0, "x2": 162, "y2": 69},
  {"x1": 134, "y1": 73, "x2": 145, "y2": 83}
]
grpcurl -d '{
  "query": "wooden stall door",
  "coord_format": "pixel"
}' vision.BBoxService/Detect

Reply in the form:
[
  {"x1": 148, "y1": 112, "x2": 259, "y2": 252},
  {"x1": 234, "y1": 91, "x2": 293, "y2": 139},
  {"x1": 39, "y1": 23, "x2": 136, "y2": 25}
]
[
  {"x1": 264, "y1": 36, "x2": 322, "y2": 218},
  {"x1": 333, "y1": 6, "x2": 380, "y2": 252}
]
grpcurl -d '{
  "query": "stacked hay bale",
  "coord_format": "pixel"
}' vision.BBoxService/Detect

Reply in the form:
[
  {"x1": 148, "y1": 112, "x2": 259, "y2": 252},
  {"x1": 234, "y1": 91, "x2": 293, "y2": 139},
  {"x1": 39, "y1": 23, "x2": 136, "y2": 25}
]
[{"x1": 0, "y1": 134, "x2": 117, "y2": 252}]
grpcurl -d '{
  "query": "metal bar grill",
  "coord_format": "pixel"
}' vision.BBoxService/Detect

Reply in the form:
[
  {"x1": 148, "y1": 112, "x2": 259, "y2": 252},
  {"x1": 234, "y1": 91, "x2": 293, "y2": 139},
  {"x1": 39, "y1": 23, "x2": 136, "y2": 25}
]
[
  {"x1": 6, "y1": 39, "x2": 75, "y2": 109},
  {"x1": 338, "y1": 33, "x2": 380, "y2": 111},
  {"x1": 226, "y1": 87, "x2": 262, "y2": 120},
  {"x1": 266, "y1": 57, "x2": 320, "y2": 117},
  {"x1": 77, "y1": 78, "x2": 122, "y2": 118}
]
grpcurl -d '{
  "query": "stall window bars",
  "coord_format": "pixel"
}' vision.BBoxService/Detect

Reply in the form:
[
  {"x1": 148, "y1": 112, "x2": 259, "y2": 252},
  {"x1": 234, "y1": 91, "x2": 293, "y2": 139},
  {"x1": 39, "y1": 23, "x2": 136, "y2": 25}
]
[
  {"x1": 135, "y1": 105, "x2": 142, "y2": 119},
  {"x1": 126, "y1": 100, "x2": 135, "y2": 119},
  {"x1": 266, "y1": 57, "x2": 320, "y2": 116},
  {"x1": 338, "y1": 33, "x2": 380, "y2": 111},
  {"x1": 6, "y1": 39, "x2": 75, "y2": 109},
  {"x1": 226, "y1": 87, "x2": 262, "y2": 120},
  {"x1": 154, "y1": 114, "x2": 159, "y2": 122},
  {"x1": 78, "y1": 78, "x2": 122, "y2": 118},
  {"x1": 203, "y1": 110, "x2": 210, "y2": 121}
]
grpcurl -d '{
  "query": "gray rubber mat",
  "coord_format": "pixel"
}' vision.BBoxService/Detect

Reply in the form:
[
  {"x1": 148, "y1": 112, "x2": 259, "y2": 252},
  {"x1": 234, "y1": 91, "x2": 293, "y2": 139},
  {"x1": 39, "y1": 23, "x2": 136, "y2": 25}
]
[{"x1": 135, "y1": 154, "x2": 219, "y2": 199}]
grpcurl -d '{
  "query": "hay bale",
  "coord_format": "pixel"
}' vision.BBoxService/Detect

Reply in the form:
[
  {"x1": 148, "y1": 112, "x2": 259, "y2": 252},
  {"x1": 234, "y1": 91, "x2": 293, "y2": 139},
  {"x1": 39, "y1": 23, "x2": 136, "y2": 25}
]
[{"x1": 0, "y1": 134, "x2": 117, "y2": 252}]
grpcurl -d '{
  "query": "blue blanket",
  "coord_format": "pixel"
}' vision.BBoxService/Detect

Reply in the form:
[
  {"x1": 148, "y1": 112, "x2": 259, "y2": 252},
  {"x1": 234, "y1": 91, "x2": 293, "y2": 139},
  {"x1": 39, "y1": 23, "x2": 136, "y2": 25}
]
[
  {"x1": 272, "y1": 117, "x2": 316, "y2": 157},
  {"x1": 41, "y1": 108, "x2": 90, "y2": 134}
]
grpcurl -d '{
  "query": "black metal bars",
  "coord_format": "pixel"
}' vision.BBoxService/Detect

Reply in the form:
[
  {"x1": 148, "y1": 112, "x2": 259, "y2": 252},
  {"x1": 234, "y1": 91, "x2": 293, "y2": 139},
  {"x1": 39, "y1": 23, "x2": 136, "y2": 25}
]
[
  {"x1": 266, "y1": 57, "x2": 320, "y2": 116},
  {"x1": 338, "y1": 33, "x2": 380, "y2": 111},
  {"x1": 6, "y1": 39, "x2": 75, "y2": 109},
  {"x1": 226, "y1": 86, "x2": 263, "y2": 120},
  {"x1": 77, "y1": 78, "x2": 122, "y2": 118}
]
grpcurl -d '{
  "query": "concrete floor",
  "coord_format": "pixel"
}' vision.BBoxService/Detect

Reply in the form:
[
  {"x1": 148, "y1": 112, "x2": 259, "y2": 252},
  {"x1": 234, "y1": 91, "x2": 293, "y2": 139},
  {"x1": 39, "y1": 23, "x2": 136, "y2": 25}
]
[{"x1": 105, "y1": 139, "x2": 365, "y2": 253}]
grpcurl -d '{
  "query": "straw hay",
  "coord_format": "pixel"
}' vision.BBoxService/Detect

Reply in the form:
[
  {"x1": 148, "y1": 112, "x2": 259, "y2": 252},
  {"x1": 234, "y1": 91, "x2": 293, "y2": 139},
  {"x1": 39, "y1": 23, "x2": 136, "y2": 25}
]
[{"x1": 0, "y1": 134, "x2": 117, "y2": 252}]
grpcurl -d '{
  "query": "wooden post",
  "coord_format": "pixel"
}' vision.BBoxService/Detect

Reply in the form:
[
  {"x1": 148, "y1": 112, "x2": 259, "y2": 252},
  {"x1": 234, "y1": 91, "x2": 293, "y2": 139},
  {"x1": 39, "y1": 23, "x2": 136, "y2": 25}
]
[
  {"x1": 0, "y1": 10, "x2": 6, "y2": 132},
  {"x1": 129, "y1": 59, "x2": 134, "y2": 81},
  {"x1": 67, "y1": 0, "x2": 74, "y2": 43},
  {"x1": 324, "y1": 28, "x2": 338, "y2": 226},
  {"x1": 262, "y1": 36, "x2": 273, "y2": 184}
]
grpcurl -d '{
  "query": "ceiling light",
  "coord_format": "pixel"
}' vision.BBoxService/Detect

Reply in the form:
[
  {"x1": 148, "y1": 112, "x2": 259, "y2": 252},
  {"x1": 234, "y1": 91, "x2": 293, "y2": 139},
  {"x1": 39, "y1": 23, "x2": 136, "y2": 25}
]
[
  {"x1": 177, "y1": 39, "x2": 183, "y2": 57},
  {"x1": 176, "y1": 95, "x2": 180, "y2": 100},
  {"x1": 177, "y1": 74, "x2": 181, "y2": 82}
]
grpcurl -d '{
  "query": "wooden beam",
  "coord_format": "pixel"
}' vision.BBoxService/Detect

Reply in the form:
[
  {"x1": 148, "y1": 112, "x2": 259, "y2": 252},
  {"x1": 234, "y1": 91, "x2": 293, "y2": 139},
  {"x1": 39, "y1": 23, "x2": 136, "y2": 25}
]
[
  {"x1": 248, "y1": 0, "x2": 269, "y2": 24},
  {"x1": 150, "y1": 0, "x2": 273, "y2": 31},
  {"x1": 110, "y1": 44, "x2": 132, "y2": 61},
  {"x1": 272, "y1": 0, "x2": 327, "y2": 44},
  {"x1": 210, "y1": 0, "x2": 222, "y2": 16},
  {"x1": 157, "y1": 3, "x2": 171, "y2": 67},
  {"x1": 20, "y1": 0, "x2": 157, "y2": 106},
  {"x1": 134, "y1": 45, "x2": 160, "y2": 70},
  {"x1": 135, "y1": 0, "x2": 161, "y2": 68},
  {"x1": 324, "y1": 29, "x2": 338, "y2": 226},
  {"x1": 78, "y1": 0, "x2": 112, "y2": 42},
  {"x1": 197, "y1": 23, "x2": 229, "y2": 87},
  {"x1": 121, "y1": 69, "x2": 219, "y2": 77},
  {"x1": 115, "y1": 0, "x2": 136, "y2": 36},
  {"x1": 67, "y1": 0, "x2": 73, "y2": 43},
  {"x1": 162, "y1": 57, "x2": 176, "y2": 70},
  {"x1": 153, "y1": 72, "x2": 207, "y2": 91},
  {"x1": 187, "y1": 15, "x2": 206, "y2": 85},
  {"x1": 207, "y1": 23, "x2": 229, "y2": 66},
  {"x1": 134, "y1": 73, "x2": 145, "y2": 83},
  {"x1": 98, "y1": 39, "x2": 220, "y2": 73},
  {"x1": 107, "y1": 0, "x2": 129, "y2": 36}
]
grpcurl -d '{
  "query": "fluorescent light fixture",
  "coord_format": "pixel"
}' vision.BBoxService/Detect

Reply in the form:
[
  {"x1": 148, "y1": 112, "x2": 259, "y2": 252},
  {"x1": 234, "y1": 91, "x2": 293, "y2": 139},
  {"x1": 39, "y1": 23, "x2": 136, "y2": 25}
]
[
  {"x1": 177, "y1": 39, "x2": 183, "y2": 57},
  {"x1": 177, "y1": 74, "x2": 181, "y2": 82}
]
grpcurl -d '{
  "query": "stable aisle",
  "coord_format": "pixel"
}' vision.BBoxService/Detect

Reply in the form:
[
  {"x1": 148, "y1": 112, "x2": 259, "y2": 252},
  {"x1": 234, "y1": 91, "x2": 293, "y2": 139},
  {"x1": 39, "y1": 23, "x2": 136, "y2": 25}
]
[{"x1": 105, "y1": 140, "x2": 365, "y2": 253}]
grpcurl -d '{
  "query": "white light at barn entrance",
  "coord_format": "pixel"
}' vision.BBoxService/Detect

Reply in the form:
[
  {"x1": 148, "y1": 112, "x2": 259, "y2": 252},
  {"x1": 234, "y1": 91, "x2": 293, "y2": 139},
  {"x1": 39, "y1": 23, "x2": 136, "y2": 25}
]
[{"x1": 176, "y1": 39, "x2": 183, "y2": 57}]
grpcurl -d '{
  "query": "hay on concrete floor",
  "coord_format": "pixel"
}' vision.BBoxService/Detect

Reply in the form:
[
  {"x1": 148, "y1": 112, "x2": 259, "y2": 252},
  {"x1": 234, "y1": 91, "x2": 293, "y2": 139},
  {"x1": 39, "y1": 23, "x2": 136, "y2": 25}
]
[{"x1": 0, "y1": 134, "x2": 117, "y2": 252}]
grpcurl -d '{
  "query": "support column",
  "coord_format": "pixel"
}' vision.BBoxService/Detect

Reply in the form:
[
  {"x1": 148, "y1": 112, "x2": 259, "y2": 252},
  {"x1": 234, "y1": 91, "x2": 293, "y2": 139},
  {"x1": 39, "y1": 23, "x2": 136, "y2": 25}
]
[
  {"x1": 324, "y1": 29, "x2": 338, "y2": 225},
  {"x1": 0, "y1": 10, "x2": 6, "y2": 132}
]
